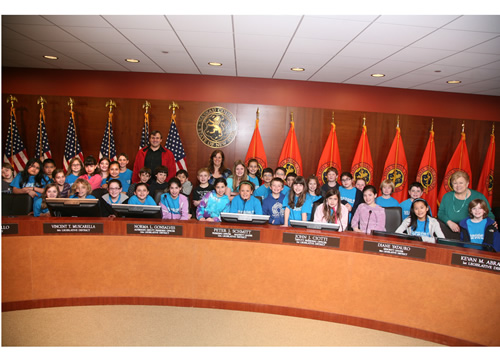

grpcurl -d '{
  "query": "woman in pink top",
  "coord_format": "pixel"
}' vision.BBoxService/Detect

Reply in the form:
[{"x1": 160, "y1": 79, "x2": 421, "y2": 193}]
[{"x1": 351, "y1": 185, "x2": 386, "y2": 234}]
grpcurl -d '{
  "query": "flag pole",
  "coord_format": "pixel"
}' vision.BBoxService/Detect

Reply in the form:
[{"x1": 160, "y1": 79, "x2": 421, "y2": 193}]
[
  {"x1": 330, "y1": 111, "x2": 335, "y2": 168},
  {"x1": 7, "y1": 95, "x2": 18, "y2": 166},
  {"x1": 37, "y1": 96, "x2": 47, "y2": 159},
  {"x1": 106, "y1": 100, "x2": 116, "y2": 159},
  {"x1": 289, "y1": 112, "x2": 294, "y2": 167}
]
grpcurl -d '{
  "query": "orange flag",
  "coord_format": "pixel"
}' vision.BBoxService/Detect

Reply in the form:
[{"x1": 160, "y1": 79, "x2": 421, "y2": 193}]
[
  {"x1": 278, "y1": 114, "x2": 303, "y2": 176},
  {"x1": 380, "y1": 125, "x2": 409, "y2": 202},
  {"x1": 351, "y1": 120, "x2": 374, "y2": 185},
  {"x1": 416, "y1": 126, "x2": 438, "y2": 216},
  {"x1": 437, "y1": 131, "x2": 472, "y2": 205},
  {"x1": 476, "y1": 127, "x2": 495, "y2": 206},
  {"x1": 316, "y1": 119, "x2": 341, "y2": 185},
  {"x1": 245, "y1": 115, "x2": 268, "y2": 178}
]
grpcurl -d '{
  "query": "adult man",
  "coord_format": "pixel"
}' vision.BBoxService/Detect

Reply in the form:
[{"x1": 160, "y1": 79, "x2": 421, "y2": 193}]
[{"x1": 132, "y1": 130, "x2": 176, "y2": 183}]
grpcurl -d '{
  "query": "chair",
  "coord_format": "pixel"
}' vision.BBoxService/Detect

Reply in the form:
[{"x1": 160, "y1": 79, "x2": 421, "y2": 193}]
[
  {"x1": 2, "y1": 193, "x2": 33, "y2": 216},
  {"x1": 91, "y1": 188, "x2": 108, "y2": 199},
  {"x1": 309, "y1": 197, "x2": 324, "y2": 221},
  {"x1": 437, "y1": 218, "x2": 461, "y2": 240},
  {"x1": 384, "y1": 206, "x2": 402, "y2": 233}
]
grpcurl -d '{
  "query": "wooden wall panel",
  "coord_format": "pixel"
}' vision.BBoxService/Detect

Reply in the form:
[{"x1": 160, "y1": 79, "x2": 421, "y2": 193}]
[{"x1": 2, "y1": 68, "x2": 499, "y2": 206}]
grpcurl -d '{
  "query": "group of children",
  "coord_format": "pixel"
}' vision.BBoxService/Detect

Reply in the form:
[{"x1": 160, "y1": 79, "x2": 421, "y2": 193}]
[{"x1": 3, "y1": 155, "x2": 499, "y2": 251}]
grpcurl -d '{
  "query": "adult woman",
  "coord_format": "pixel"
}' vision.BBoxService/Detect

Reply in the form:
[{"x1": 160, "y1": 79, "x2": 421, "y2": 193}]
[
  {"x1": 207, "y1": 149, "x2": 232, "y2": 185},
  {"x1": 438, "y1": 171, "x2": 494, "y2": 233}
]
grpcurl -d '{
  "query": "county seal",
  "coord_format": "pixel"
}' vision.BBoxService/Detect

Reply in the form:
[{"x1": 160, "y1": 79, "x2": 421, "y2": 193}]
[{"x1": 197, "y1": 107, "x2": 238, "y2": 148}]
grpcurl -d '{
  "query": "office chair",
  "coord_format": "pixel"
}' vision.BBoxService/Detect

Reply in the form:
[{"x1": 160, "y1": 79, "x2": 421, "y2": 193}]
[
  {"x1": 384, "y1": 206, "x2": 402, "y2": 233},
  {"x1": 2, "y1": 193, "x2": 33, "y2": 216}
]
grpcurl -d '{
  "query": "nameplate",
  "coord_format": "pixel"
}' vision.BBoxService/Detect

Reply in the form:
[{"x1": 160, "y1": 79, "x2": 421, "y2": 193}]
[
  {"x1": 43, "y1": 223, "x2": 103, "y2": 234},
  {"x1": 205, "y1": 227, "x2": 260, "y2": 240},
  {"x1": 283, "y1": 232, "x2": 339, "y2": 248},
  {"x1": 363, "y1": 240, "x2": 426, "y2": 259},
  {"x1": 127, "y1": 224, "x2": 183, "y2": 236},
  {"x1": 451, "y1": 253, "x2": 500, "y2": 274},
  {"x1": 2, "y1": 223, "x2": 19, "y2": 235}
]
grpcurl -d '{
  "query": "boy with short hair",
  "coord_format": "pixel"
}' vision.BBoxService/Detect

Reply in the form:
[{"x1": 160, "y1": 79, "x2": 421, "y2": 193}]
[
  {"x1": 376, "y1": 179, "x2": 400, "y2": 207},
  {"x1": 176, "y1": 169, "x2": 193, "y2": 197},
  {"x1": 254, "y1": 167, "x2": 273, "y2": 199},
  {"x1": 338, "y1": 171, "x2": 364, "y2": 225},
  {"x1": 117, "y1": 153, "x2": 133, "y2": 193},
  {"x1": 320, "y1": 167, "x2": 340, "y2": 197},
  {"x1": 262, "y1": 177, "x2": 286, "y2": 225},
  {"x1": 192, "y1": 167, "x2": 214, "y2": 210},
  {"x1": 399, "y1": 182, "x2": 431, "y2": 220},
  {"x1": 148, "y1": 165, "x2": 169, "y2": 199},
  {"x1": 127, "y1": 167, "x2": 151, "y2": 198},
  {"x1": 274, "y1": 167, "x2": 290, "y2": 197},
  {"x1": 285, "y1": 172, "x2": 297, "y2": 188},
  {"x1": 42, "y1": 158, "x2": 56, "y2": 185}
]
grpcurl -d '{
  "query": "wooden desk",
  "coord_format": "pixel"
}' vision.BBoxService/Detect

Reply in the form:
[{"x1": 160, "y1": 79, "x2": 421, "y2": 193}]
[{"x1": 2, "y1": 216, "x2": 500, "y2": 346}]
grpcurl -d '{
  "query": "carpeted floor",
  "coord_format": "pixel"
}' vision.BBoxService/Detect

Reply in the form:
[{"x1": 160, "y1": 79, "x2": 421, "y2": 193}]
[{"x1": 2, "y1": 305, "x2": 442, "y2": 347}]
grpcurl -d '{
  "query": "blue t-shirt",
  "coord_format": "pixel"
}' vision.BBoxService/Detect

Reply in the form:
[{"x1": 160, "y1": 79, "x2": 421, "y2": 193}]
[
  {"x1": 375, "y1": 196, "x2": 400, "y2": 208},
  {"x1": 119, "y1": 169, "x2": 133, "y2": 193},
  {"x1": 262, "y1": 193, "x2": 285, "y2": 225},
  {"x1": 412, "y1": 219, "x2": 432, "y2": 239},
  {"x1": 70, "y1": 194, "x2": 96, "y2": 199},
  {"x1": 128, "y1": 195, "x2": 157, "y2": 206},
  {"x1": 254, "y1": 184, "x2": 271, "y2": 199},
  {"x1": 339, "y1": 186, "x2": 357, "y2": 222},
  {"x1": 229, "y1": 195, "x2": 263, "y2": 215},
  {"x1": 66, "y1": 174, "x2": 79, "y2": 186},
  {"x1": 33, "y1": 199, "x2": 48, "y2": 217},
  {"x1": 399, "y1": 199, "x2": 413, "y2": 221},
  {"x1": 10, "y1": 175, "x2": 42, "y2": 199},
  {"x1": 248, "y1": 175, "x2": 260, "y2": 189},
  {"x1": 466, "y1": 219, "x2": 488, "y2": 244},
  {"x1": 283, "y1": 195, "x2": 312, "y2": 224}
]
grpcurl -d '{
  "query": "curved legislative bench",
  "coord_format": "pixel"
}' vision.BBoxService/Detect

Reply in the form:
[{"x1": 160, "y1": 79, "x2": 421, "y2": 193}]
[{"x1": 2, "y1": 216, "x2": 499, "y2": 346}]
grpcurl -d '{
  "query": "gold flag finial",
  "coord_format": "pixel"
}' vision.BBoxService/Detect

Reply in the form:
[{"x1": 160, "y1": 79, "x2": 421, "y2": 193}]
[
  {"x1": 7, "y1": 95, "x2": 17, "y2": 108},
  {"x1": 256, "y1": 108, "x2": 260, "y2": 120},
  {"x1": 68, "y1": 97, "x2": 75, "y2": 111},
  {"x1": 363, "y1": 115, "x2": 366, "y2": 126},
  {"x1": 331, "y1": 111, "x2": 335, "y2": 124},
  {"x1": 37, "y1": 96, "x2": 47, "y2": 108},
  {"x1": 106, "y1": 99, "x2": 116, "y2": 113},
  {"x1": 462, "y1": 120, "x2": 465, "y2": 133},
  {"x1": 169, "y1": 101, "x2": 179, "y2": 115},
  {"x1": 492, "y1": 123, "x2": 495, "y2": 136},
  {"x1": 291, "y1": 111, "x2": 294, "y2": 123},
  {"x1": 397, "y1": 115, "x2": 400, "y2": 128},
  {"x1": 143, "y1": 100, "x2": 151, "y2": 114},
  {"x1": 431, "y1": 118, "x2": 434, "y2": 132}
]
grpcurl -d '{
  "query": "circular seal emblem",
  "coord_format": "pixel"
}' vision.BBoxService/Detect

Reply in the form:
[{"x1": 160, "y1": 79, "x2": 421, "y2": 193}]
[
  {"x1": 197, "y1": 107, "x2": 237, "y2": 148},
  {"x1": 416, "y1": 165, "x2": 437, "y2": 192},
  {"x1": 383, "y1": 164, "x2": 408, "y2": 193},
  {"x1": 352, "y1": 163, "x2": 373, "y2": 185},
  {"x1": 278, "y1": 158, "x2": 301, "y2": 176}
]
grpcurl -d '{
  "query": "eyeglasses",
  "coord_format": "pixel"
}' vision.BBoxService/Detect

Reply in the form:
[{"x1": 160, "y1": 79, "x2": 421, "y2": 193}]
[
  {"x1": 109, "y1": 187, "x2": 121, "y2": 190},
  {"x1": 341, "y1": 178, "x2": 351, "y2": 182}
]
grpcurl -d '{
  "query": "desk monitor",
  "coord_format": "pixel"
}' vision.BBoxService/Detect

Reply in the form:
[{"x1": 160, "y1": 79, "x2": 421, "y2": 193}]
[
  {"x1": 437, "y1": 238, "x2": 495, "y2": 252},
  {"x1": 46, "y1": 198, "x2": 101, "y2": 217},
  {"x1": 290, "y1": 220, "x2": 340, "y2": 231},
  {"x1": 220, "y1": 212, "x2": 270, "y2": 224},
  {"x1": 371, "y1": 230, "x2": 422, "y2": 241},
  {"x1": 112, "y1": 204, "x2": 161, "y2": 218}
]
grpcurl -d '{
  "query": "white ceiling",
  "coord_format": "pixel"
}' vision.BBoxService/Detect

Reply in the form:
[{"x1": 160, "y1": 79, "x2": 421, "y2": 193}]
[{"x1": 2, "y1": 15, "x2": 500, "y2": 96}]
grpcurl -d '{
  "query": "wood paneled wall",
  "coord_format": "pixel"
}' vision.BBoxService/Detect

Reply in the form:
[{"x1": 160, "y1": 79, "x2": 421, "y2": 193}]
[{"x1": 2, "y1": 68, "x2": 499, "y2": 206}]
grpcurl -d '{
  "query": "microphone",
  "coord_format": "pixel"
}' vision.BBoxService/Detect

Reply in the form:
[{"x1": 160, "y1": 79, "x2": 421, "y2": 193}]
[{"x1": 365, "y1": 210, "x2": 373, "y2": 234}]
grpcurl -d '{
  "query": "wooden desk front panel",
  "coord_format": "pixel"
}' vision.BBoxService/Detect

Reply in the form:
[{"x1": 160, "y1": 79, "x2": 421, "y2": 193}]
[{"x1": 2, "y1": 217, "x2": 500, "y2": 346}]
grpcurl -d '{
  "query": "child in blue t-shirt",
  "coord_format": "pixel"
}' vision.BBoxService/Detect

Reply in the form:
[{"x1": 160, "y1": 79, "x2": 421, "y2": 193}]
[
  {"x1": 459, "y1": 199, "x2": 500, "y2": 251},
  {"x1": 396, "y1": 198, "x2": 444, "y2": 243},
  {"x1": 34, "y1": 183, "x2": 60, "y2": 217},
  {"x1": 254, "y1": 168, "x2": 273, "y2": 199},
  {"x1": 246, "y1": 158, "x2": 261, "y2": 189},
  {"x1": 229, "y1": 181, "x2": 262, "y2": 215},
  {"x1": 399, "y1": 182, "x2": 432, "y2": 220},
  {"x1": 262, "y1": 177, "x2": 286, "y2": 225},
  {"x1": 66, "y1": 157, "x2": 85, "y2": 186},
  {"x1": 128, "y1": 182, "x2": 157, "y2": 205},
  {"x1": 10, "y1": 158, "x2": 45, "y2": 201},
  {"x1": 376, "y1": 179, "x2": 400, "y2": 207},
  {"x1": 69, "y1": 178, "x2": 96, "y2": 199},
  {"x1": 338, "y1": 171, "x2": 364, "y2": 225},
  {"x1": 118, "y1": 153, "x2": 133, "y2": 193},
  {"x1": 283, "y1": 176, "x2": 312, "y2": 227}
]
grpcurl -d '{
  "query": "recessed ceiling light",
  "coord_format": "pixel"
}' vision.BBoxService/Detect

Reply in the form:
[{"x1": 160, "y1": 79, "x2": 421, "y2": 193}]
[
  {"x1": 125, "y1": 58, "x2": 140, "y2": 63},
  {"x1": 208, "y1": 62, "x2": 223, "y2": 66},
  {"x1": 447, "y1": 80, "x2": 462, "y2": 84},
  {"x1": 291, "y1": 67, "x2": 305, "y2": 72},
  {"x1": 371, "y1": 73, "x2": 385, "y2": 78},
  {"x1": 43, "y1": 55, "x2": 58, "y2": 60}
]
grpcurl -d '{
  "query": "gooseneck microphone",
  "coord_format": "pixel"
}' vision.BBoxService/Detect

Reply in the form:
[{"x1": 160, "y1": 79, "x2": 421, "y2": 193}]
[{"x1": 365, "y1": 210, "x2": 373, "y2": 234}]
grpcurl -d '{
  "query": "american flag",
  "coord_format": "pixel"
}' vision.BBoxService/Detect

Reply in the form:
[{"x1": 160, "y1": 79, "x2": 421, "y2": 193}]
[
  {"x1": 35, "y1": 108, "x2": 53, "y2": 161},
  {"x1": 99, "y1": 113, "x2": 117, "y2": 161},
  {"x1": 165, "y1": 114, "x2": 187, "y2": 171},
  {"x1": 139, "y1": 112, "x2": 150, "y2": 150},
  {"x1": 3, "y1": 107, "x2": 28, "y2": 174},
  {"x1": 63, "y1": 110, "x2": 84, "y2": 173}
]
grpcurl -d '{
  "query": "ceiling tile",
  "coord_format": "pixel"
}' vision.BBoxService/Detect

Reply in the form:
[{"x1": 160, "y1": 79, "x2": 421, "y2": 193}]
[
  {"x1": 61, "y1": 26, "x2": 130, "y2": 44},
  {"x1": 353, "y1": 23, "x2": 437, "y2": 46},
  {"x1": 286, "y1": 37, "x2": 348, "y2": 55},
  {"x1": 103, "y1": 15, "x2": 172, "y2": 30},
  {"x1": 2, "y1": 15, "x2": 52, "y2": 25},
  {"x1": 177, "y1": 31, "x2": 234, "y2": 48},
  {"x1": 43, "y1": 15, "x2": 110, "y2": 27},
  {"x1": 375, "y1": 15, "x2": 460, "y2": 28},
  {"x1": 411, "y1": 29, "x2": 498, "y2": 51},
  {"x1": 443, "y1": 15, "x2": 500, "y2": 33},
  {"x1": 4, "y1": 24, "x2": 78, "y2": 42},
  {"x1": 339, "y1": 42, "x2": 403, "y2": 59},
  {"x1": 233, "y1": 15, "x2": 301, "y2": 36},
  {"x1": 167, "y1": 15, "x2": 232, "y2": 33},
  {"x1": 296, "y1": 16, "x2": 372, "y2": 42},
  {"x1": 119, "y1": 29, "x2": 181, "y2": 46},
  {"x1": 435, "y1": 52, "x2": 500, "y2": 68},
  {"x1": 235, "y1": 33, "x2": 290, "y2": 52}
]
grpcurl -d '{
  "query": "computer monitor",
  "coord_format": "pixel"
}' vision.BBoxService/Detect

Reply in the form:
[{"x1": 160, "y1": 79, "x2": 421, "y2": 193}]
[
  {"x1": 220, "y1": 212, "x2": 270, "y2": 224},
  {"x1": 111, "y1": 204, "x2": 161, "y2": 218},
  {"x1": 437, "y1": 238, "x2": 496, "y2": 252},
  {"x1": 46, "y1": 198, "x2": 102, "y2": 217},
  {"x1": 371, "y1": 230, "x2": 422, "y2": 241},
  {"x1": 290, "y1": 220, "x2": 340, "y2": 231}
]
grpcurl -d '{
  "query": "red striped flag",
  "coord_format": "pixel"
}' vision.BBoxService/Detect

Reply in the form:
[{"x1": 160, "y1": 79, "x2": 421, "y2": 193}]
[
  {"x1": 476, "y1": 128, "x2": 495, "y2": 206},
  {"x1": 3, "y1": 106, "x2": 28, "y2": 173},
  {"x1": 63, "y1": 109, "x2": 84, "y2": 173},
  {"x1": 35, "y1": 107, "x2": 53, "y2": 161}
]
